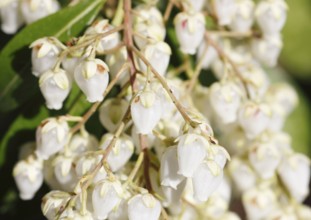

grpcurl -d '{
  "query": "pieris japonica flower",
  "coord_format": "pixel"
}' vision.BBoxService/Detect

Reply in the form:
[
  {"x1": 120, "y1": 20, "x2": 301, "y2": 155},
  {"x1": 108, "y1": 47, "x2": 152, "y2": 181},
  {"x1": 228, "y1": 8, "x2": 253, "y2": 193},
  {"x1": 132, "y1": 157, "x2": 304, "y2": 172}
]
[
  {"x1": 39, "y1": 68, "x2": 71, "y2": 110},
  {"x1": 256, "y1": 0, "x2": 288, "y2": 36},
  {"x1": 85, "y1": 19, "x2": 120, "y2": 53},
  {"x1": 242, "y1": 185, "x2": 278, "y2": 220},
  {"x1": 41, "y1": 190, "x2": 71, "y2": 220},
  {"x1": 131, "y1": 88, "x2": 162, "y2": 134},
  {"x1": 0, "y1": 0, "x2": 24, "y2": 34},
  {"x1": 223, "y1": 127, "x2": 249, "y2": 156},
  {"x1": 296, "y1": 205, "x2": 311, "y2": 220},
  {"x1": 35, "y1": 117, "x2": 69, "y2": 160},
  {"x1": 92, "y1": 179, "x2": 123, "y2": 219},
  {"x1": 160, "y1": 146, "x2": 185, "y2": 189},
  {"x1": 61, "y1": 55, "x2": 82, "y2": 80},
  {"x1": 197, "y1": 38, "x2": 218, "y2": 70},
  {"x1": 192, "y1": 161, "x2": 224, "y2": 202},
  {"x1": 229, "y1": 0, "x2": 254, "y2": 32},
  {"x1": 74, "y1": 58, "x2": 110, "y2": 103},
  {"x1": 204, "y1": 195, "x2": 228, "y2": 218},
  {"x1": 174, "y1": 11, "x2": 205, "y2": 55},
  {"x1": 251, "y1": 34, "x2": 283, "y2": 67},
  {"x1": 209, "y1": 81, "x2": 242, "y2": 124},
  {"x1": 212, "y1": 0, "x2": 237, "y2": 26},
  {"x1": 20, "y1": 0, "x2": 60, "y2": 24},
  {"x1": 99, "y1": 98, "x2": 129, "y2": 132},
  {"x1": 162, "y1": 180, "x2": 187, "y2": 207},
  {"x1": 138, "y1": 41, "x2": 171, "y2": 76},
  {"x1": 67, "y1": 133, "x2": 98, "y2": 155},
  {"x1": 177, "y1": 133, "x2": 208, "y2": 177},
  {"x1": 181, "y1": 0, "x2": 205, "y2": 12},
  {"x1": 108, "y1": 199, "x2": 129, "y2": 220},
  {"x1": 30, "y1": 37, "x2": 61, "y2": 77},
  {"x1": 248, "y1": 140, "x2": 281, "y2": 179},
  {"x1": 13, "y1": 157, "x2": 43, "y2": 200},
  {"x1": 278, "y1": 153, "x2": 311, "y2": 202},
  {"x1": 127, "y1": 193, "x2": 161, "y2": 220},
  {"x1": 100, "y1": 133, "x2": 134, "y2": 172},
  {"x1": 238, "y1": 101, "x2": 271, "y2": 139}
]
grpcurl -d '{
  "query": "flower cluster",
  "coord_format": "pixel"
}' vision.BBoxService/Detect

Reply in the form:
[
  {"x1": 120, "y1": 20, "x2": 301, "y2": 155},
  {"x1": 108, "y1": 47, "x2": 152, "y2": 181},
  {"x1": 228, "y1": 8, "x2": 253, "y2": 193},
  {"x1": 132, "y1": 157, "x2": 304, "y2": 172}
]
[{"x1": 10, "y1": 0, "x2": 311, "y2": 219}]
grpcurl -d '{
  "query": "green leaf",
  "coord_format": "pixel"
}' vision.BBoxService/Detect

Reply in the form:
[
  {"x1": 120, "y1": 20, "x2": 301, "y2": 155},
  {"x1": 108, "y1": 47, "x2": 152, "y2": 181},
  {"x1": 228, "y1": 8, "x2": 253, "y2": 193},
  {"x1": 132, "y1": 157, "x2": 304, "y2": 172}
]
[{"x1": 0, "y1": 0, "x2": 105, "y2": 112}]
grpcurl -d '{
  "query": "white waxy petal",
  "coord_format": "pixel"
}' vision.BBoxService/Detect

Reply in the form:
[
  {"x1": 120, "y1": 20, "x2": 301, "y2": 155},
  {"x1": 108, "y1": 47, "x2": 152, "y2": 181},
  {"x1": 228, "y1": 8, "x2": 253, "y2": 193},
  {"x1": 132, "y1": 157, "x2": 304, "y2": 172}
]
[
  {"x1": 174, "y1": 12, "x2": 205, "y2": 54},
  {"x1": 229, "y1": 0, "x2": 254, "y2": 32},
  {"x1": 278, "y1": 153, "x2": 310, "y2": 202},
  {"x1": 162, "y1": 179, "x2": 187, "y2": 207},
  {"x1": 100, "y1": 133, "x2": 134, "y2": 172},
  {"x1": 13, "y1": 158, "x2": 43, "y2": 200},
  {"x1": 35, "y1": 118, "x2": 69, "y2": 160},
  {"x1": 177, "y1": 133, "x2": 208, "y2": 177},
  {"x1": 67, "y1": 133, "x2": 98, "y2": 155},
  {"x1": 92, "y1": 179, "x2": 123, "y2": 219},
  {"x1": 131, "y1": 89, "x2": 162, "y2": 134},
  {"x1": 213, "y1": 0, "x2": 237, "y2": 26},
  {"x1": 74, "y1": 59, "x2": 110, "y2": 103},
  {"x1": 181, "y1": 0, "x2": 205, "y2": 12},
  {"x1": 53, "y1": 155, "x2": 77, "y2": 191},
  {"x1": 0, "y1": 0, "x2": 24, "y2": 34},
  {"x1": 20, "y1": 0, "x2": 60, "y2": 24},
  {"x1": 192, "y1": 161, "x2": 224, "y2": 202},
  {"x1": 39, "y1": 69, "x2": 71, "y2": 110},
  {"x1": 108, "y1": 199, "x2": 128, "y2": 220},
  {"x1": 127, "y1": 193, "x2": 161, "y2": 220},
  {"x1": 160, "y1": 146, "x2": 185, "y2": 189},
  {"x1": 197, "y1": 39, "x2": 218, "y2": 70}
]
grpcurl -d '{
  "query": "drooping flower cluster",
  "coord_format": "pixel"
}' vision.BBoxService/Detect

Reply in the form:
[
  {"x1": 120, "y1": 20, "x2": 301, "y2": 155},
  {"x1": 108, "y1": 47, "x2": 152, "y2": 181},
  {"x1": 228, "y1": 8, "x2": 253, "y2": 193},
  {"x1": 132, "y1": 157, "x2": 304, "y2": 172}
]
[{"x1": 10, "y1": 0, "x2": 311, "y2": 219}]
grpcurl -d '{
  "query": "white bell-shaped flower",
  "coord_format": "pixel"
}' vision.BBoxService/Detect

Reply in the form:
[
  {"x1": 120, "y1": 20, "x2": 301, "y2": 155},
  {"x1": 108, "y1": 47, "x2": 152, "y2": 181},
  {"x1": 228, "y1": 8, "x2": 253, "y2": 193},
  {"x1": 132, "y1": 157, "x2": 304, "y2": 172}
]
[
  {"x1": 134, "y1": 5, "x2": 163, "y2": 25},
  {"x1": 108, "y1": 199, "x2": 129, "y2": 220},
  {"x1": 192, "y1": 161, "x2": 224, "y2": 202},
  {"x1": 61, "y1": 55, "x2": 81, "y2": 80},
  {"x1": 75, "y1": 154, "x2": 107, "y2": 183},
  {"x1": 41, "y1": 190, "x2": 71, "y2": 220},
  {"x1": 256, "y1": 0, "x2": 287, "y2": 36},
  {"x1": 131, "y1": 88, "x2": 162, "y2": 134},
  {"x1": 278, "y1": 153, "x2": 310, "y2": 202},
  {"x1": 248, "y1": 140, "x2": 281, "y2": 179},
  {"x1": 52, "y1": 155, "x2": 77, "y2": 191},
  {"x1": 127, "y1": 193, "x2": 161, "y2": 220},
  {"x1": 251, "y1": 34, "x2": 283, "y2": 67},
  {"x1": 213, "y1": 176, "x2": 232, "y2": 203},
  {"x1": 30, "y1": 37, "x2": 61, "y2": 77},
  {"x1": 162, "y1": 179, "x2": 187, "y2": 207},
  {"x1": 204, "y1": 195, "x2": 229, "y2": 218},
  {"x1": 229, "y1": 0, "x2": 254, "y2": 32},
  {"x1": 13, "y1": 157, "x2": 43, "y2": 200},
  {"x1": 266, "y1": 104, "x2": 286, "y2": 132},
  {"x1": 197, "y1": 38, "x2": 218, "y2": 70},
  {"x1": 35, "y1": 117, "x2": 69, "y2": 160},
  {"x1": 100, "y1": 133, "x2": 134, "y2": 172},
  {"x1": 223, "y1": 127, "x2": 249, "y2": 156},
  {"x1": 296, "y1": 205, "x2": 311, "y2": 220},
  {"x1": 160, "y1": 146, "x2": 185, "y2": 189},
  {"x1": 0, "y1": 0, "x2": 24, "y2": 34},
  {"x1": 39, "y1": 68, "x2": 71, "y2": 110},
  {"x1": 242, "y1": 185, "x2": 278, "y2": 220},
  {"x1": 209, "y1": 81, "x2": 241, "y2": 124},
  {"x1": 20, "y1": 0, "x2": 60, "y2": 24},
  {"x1": 238, "y1": 101, "x2": 271, "y2": 139},
  {"x1": 74, "y1": 58, "x2": 110, "y2": 103},
  {"x1": 105, "y1": 47, "x2": 129, "y2": 86},
  {"x1": 208, "y1": 145, "x2": 230, "y2": 169},
  {"x1": 67, "y1": 132, "x2": 98, "y2": 155},
  {"x1": 181, "y1": 0, "x2": 205, "y2": 12},
  {"x1": 85, "y1": 19, "x2": 120, "y2": 53},
  {"x1": 92, "y1": 179, "x2": 123, "y2": 219},
  {"x1": 228, "y1": 158, "x2": 256, "y2": 192},
  {"x1": 177, "y1": 133, "x2": 208, "y2": 177},
  {"x1": 99, "y1": 98, "x2": 129, "y2": 132},
  {"x1": 174, "y1": 11, "x2": 205, "y2": 54},
  {"x1": 213, "y1": 0, "x2": 237, "y2": 26}
]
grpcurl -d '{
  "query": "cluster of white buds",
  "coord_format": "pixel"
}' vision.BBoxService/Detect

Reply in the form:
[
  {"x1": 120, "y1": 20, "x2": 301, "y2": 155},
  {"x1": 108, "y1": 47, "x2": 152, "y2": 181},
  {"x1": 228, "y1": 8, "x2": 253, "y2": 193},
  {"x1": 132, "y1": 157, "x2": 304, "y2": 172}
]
[
  {"x1": 9, "y1": 0, "x2": 311, "y2": 219},
  {"x1": 0, "y1": 0, "x2": 60, "y2": 34}
]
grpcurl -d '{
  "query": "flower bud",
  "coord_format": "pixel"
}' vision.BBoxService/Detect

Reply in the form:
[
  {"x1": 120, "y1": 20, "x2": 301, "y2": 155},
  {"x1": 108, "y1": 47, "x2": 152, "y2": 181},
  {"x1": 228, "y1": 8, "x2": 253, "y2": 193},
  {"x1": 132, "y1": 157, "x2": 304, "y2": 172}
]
[
  {"x1": 192, "y1": 161, "x2": 224, "y2": 202},
  {"x1": 238, "y1": 101, "x2": 271, "y2": 139},
  {"x1": 213, "y1": 0, "x2": 237, "y2": 26},
  {"x1": 20, "y1": 0, "x2": 60, "y2": 24},
  {"x1": 256, "y1": 0, "x2": 287, "y2": 36},
  {"x1": 160, "y1": 146, "x2": 185, "y2": 189},
  {"x1": 100, "y1": 133, "x2": 134, "y2": 172},
  {"x1": 39, "y1": 68, "x2": 71, "y2": 110},
  {"x1": 13, "y1": 157, "x2": 43, "y2": 200},
  {"x1": 127, "y1": 193, "x2": 161, "y2": 220},
  {"x1": 278, "y1": 153, "x2": 310, "y2": 202},
  {"x1": 92, "y1": 179, "x2": 123, "y2": 219},
  {"x1": 67, "y1": 132, "x2": 98, "y2": 155},
  {"x1": 53, "y1": 155, "x2": 77, "y2": 191},
  {"x1": 74, "y1": 58, "x2": 110, "y2": 103},
  {"x1": 35, "y1": 118, "x2": 69, "y2": 160},
  {"x1": 131, "y1": 89, "x2": 162, "y2": 134},
  {"x1": 85, "y1": 19, "x2": 120, "y2": 53},
  {"x1": 177, "y1": 133, "x2": 208, "y2": 177},
  {"x1": 174, "y1": 11, "x2": 205, "y2": 54},
  {"x1": 0, "y1": 0, "x2": 24, "y2": 34},
  {"x1": 229, "y1": 0, "x2": 254, "y2": 32},
  {"x1": 99, "y1": 98, "x2": 129, "y2": 132},
  {"x1": 30, "y1": 37, "x2": 61, "y2": 77}
]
